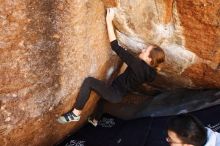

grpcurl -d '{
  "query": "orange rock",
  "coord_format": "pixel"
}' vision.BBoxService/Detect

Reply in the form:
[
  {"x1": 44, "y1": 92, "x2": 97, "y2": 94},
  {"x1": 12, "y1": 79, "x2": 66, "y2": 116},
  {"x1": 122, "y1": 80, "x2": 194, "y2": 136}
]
[{"x1": 0, "y1": 0, "x2": 219, "y2": 145}]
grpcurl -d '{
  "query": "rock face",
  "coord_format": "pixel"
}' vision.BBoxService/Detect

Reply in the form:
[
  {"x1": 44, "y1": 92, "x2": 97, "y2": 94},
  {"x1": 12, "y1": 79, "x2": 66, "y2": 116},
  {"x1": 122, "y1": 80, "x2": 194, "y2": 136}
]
[
  {"x1": 113, "y1": 0, "x2": 220, "y2": 89},
  {"x1": 0, "y1": 0, "x2": 219, "y2": 145}
]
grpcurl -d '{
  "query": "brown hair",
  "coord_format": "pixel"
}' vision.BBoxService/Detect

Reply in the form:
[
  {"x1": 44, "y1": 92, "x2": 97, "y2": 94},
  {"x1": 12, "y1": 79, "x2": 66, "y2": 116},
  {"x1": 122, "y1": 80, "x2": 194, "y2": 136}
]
[{"x1": 149, "y1": 45, "x2": 165, "y2": 68}]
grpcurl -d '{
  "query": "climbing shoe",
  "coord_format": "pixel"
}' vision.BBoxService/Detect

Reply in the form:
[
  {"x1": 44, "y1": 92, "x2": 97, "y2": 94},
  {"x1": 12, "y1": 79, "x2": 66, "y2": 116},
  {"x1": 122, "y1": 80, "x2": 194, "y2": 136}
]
[{"x1": 57, "y1": 112, "x2": 80, "y2": 124}]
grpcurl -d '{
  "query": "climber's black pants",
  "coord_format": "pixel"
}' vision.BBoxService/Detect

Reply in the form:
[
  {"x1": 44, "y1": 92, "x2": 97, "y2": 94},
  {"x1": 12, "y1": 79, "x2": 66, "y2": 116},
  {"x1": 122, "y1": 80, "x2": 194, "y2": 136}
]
[{"x1": 75, "y1": 77, "x2": 123, "y2": 110}]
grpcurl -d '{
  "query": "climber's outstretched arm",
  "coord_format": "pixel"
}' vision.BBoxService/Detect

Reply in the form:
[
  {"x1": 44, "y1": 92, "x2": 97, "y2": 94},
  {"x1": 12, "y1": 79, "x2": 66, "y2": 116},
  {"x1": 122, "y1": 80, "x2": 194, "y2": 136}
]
[
  {"x1": 106, "y1": 8, "x2": 141, "y2": 67},
  {"x1": 106, "y1": 8, "x2": 116, "y2": 42}
]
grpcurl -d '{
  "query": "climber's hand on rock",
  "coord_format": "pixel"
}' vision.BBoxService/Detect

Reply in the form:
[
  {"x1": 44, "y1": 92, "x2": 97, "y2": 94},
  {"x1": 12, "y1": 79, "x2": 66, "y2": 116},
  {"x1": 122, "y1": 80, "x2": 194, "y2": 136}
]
[
  {"x1": 106, "y1": 8, "x2": 115, "y2": 23},
  {"x1": 106, "y1": 8, "x2": 116, "y2": 42}
]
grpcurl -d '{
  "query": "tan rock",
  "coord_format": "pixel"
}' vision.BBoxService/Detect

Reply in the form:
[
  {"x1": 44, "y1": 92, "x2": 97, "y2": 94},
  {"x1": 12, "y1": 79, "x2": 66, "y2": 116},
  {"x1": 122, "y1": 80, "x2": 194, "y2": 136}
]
[
  {"x1": 0, "y1": 0, "x2": 219, "y2": 145},
  {"x1": 113, "y1": 0, "x2": 220, "y2": 88}
]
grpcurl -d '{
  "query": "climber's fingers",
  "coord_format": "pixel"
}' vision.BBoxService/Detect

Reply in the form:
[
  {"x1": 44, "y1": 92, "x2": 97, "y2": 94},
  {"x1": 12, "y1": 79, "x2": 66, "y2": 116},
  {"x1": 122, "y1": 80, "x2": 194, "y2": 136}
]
[{"x1": 106, "y1": 8, "x2": 115, "y2": 22}]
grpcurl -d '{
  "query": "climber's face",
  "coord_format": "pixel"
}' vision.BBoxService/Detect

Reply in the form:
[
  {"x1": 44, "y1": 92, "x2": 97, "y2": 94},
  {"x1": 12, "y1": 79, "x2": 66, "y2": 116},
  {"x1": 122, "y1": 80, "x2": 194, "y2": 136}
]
[{"x1": 139, "y1": 45, "x2": 153, "y2": 65}]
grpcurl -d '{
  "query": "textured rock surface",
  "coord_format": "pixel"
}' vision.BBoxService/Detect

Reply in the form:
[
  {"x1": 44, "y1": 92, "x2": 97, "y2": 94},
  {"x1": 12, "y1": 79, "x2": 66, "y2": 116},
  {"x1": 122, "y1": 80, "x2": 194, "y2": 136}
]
[
  {"x1": 0, "y1": 0, "x2": 119, "y2": 145},
  {"x1": 113, "y1": 0, "x2": 220, "y2": 89},
  {"x1": 0, "y1": 0, "x2": 219, "y2": 145}
]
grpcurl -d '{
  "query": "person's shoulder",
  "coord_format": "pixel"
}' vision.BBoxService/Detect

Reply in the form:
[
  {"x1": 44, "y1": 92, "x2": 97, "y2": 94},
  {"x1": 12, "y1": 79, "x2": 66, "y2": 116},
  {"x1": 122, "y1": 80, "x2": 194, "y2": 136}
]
[
  {"x1": 142, "y1": 61, "x2": 156, "y2": 72},
  {"x1": 206, "y1": 127, "x2": 220, "y2": 134},
  {"x1": 204, "y1": 127, "x2": 220, "y2": 146},
  {"x1": 141, "y1": 61, "x2": 157, "y2": 82}
]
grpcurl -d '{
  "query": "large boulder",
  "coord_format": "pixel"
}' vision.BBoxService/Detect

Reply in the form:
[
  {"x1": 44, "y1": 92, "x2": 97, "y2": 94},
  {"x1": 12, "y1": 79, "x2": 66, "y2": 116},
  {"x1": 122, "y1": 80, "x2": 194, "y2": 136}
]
[
  {"x1": 112, "y1": 0, "x2": 220, "y2": 89},
  {"x1": 0, "y1": 0, "x2": 117, "y2": 145},
  {"x1": 0, "y1": 0, "x2": 219, "y2": 145}
]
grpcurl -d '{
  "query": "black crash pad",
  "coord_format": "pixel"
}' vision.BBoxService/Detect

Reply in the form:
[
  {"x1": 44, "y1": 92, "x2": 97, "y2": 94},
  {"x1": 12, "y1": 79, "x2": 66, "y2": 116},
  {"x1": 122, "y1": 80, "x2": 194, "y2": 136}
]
[{"x1": 56, "y1": 104, "x2": 220, "y2": 146}]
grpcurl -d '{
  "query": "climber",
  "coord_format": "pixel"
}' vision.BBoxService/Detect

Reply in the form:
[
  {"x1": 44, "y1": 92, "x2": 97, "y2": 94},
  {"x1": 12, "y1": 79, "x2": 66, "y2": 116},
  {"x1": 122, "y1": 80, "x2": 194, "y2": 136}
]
[
  {"x1": 57, "y1": 8, "x2": 165, "y2": 125},
  {"x1": 167, "y1": 114, "x2": 220, "y2": 146}
]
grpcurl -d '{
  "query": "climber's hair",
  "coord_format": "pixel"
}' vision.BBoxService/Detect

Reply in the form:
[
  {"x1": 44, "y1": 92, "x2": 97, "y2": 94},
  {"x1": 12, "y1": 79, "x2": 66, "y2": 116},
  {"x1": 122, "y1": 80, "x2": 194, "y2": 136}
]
[{"x1": 149, "y1": 44, "x2": 165, "y2": 68}]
